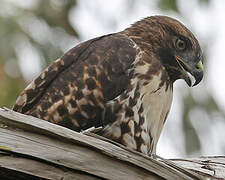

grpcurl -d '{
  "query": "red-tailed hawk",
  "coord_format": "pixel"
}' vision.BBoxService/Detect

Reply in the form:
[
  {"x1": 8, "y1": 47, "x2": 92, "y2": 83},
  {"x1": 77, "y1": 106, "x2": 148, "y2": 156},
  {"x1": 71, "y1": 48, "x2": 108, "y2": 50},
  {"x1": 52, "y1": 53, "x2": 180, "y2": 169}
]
[{"x1": 13, "y1": 16, "x2": 203, "y2": 155}]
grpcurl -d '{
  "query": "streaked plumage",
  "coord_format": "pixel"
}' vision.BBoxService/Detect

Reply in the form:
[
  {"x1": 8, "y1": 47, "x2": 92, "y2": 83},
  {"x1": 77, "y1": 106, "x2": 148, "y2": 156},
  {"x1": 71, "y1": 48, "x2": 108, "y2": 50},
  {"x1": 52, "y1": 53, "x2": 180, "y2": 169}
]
[{"x1": 13, "y1": 16, "x2": 203, "y2": 155}]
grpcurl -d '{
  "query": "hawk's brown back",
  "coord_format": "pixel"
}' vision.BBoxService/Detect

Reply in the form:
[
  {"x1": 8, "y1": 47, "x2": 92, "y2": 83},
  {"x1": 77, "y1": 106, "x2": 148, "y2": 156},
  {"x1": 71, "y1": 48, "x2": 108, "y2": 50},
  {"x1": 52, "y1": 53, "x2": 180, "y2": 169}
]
[{"x1": 13, "y1": 33, "x2": 137, "y2": 131}]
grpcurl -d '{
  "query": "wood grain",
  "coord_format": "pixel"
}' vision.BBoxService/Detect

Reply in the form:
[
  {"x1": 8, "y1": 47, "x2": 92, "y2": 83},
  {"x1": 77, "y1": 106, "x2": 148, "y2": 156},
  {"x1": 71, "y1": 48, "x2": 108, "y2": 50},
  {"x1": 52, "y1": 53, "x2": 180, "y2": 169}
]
[{"x1": 0, "y1": 107, "x2": 224, "y2": 179}]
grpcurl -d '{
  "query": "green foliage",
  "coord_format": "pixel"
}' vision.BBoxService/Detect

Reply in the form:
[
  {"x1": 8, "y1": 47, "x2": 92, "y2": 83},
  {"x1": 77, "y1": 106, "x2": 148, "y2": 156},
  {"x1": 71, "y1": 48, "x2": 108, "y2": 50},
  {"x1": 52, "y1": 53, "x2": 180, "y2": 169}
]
[
  {"x1": 158, "y1": 0, "x2": 179, "y2": 12},
  {"x1": 0, "y1": 0, "x2": 78, "y2": 107},
  {"x1": 182, "y1": 91, "x2": 225, "y2": 155},
  {"x1": 157, "y1": 0, "x2": 210, "y2": 12},
  {"x1": 0, "y1": 75, "x2": 25, "y2": 108},
  {"x1": 182, "y1": 93, "x2": 201, "y2": 155},
  {"x1": 199, "y1": 0, "x2": 210, "y2": 5}
]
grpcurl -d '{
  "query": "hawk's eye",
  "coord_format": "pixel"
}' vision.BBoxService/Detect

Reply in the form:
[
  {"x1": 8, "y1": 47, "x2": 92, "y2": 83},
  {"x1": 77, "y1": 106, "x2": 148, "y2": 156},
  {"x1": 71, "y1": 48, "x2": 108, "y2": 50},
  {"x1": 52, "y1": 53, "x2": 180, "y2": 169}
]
[{"x1": 175, "y1": 38, "x2": 186, "y2": 51}]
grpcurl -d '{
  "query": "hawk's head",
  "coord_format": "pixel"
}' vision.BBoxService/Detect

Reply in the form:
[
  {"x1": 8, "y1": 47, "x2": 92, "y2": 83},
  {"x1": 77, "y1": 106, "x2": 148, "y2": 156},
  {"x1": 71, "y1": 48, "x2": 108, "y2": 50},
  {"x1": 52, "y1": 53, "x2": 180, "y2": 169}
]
[{"x1": 125, "y1": 15, "x2": 203, "y2": 86}]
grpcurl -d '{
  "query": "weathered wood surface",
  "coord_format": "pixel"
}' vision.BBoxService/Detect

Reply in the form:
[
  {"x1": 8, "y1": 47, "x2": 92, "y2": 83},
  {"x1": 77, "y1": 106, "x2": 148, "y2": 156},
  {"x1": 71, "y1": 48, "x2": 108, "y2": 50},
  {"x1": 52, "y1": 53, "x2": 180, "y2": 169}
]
[
  {"x1": 0, "y1": 107, "x2": 224, "y2": 180},
  {"x1": 172, "y1": 157, "x2": 225, "y2": 179}
]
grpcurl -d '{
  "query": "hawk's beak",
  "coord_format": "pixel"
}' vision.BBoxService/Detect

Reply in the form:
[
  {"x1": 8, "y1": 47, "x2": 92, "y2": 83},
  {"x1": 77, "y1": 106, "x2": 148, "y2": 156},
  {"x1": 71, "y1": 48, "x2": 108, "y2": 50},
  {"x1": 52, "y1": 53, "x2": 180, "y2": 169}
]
[{"x1": 175, "y1": 56, "x2": 204, "y2": 87}]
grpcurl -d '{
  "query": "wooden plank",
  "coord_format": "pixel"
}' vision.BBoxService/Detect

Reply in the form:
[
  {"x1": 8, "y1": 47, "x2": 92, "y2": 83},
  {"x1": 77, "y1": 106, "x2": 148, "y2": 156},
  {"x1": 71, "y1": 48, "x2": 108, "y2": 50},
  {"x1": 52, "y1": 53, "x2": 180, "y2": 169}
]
[
  {"x1": 171, "y1": 157, "x2": 225, "y2": 179},
  {"x1": 0, "y1": 126, "x2": 160, "y2": 180},
  {"x1": 0, "y1": 108, "x2": 205, "y2": 180},
  {"x1": 0, "y1": 152, "x2": 101, "y2": 180}
]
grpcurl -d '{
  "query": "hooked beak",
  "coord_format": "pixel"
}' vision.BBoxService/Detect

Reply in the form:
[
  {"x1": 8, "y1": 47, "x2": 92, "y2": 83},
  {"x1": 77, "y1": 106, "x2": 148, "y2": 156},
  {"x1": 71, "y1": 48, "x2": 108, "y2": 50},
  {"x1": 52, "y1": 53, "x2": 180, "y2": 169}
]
[{"x1": 175, "y1": 56, "x2": 204, "y2": 87}]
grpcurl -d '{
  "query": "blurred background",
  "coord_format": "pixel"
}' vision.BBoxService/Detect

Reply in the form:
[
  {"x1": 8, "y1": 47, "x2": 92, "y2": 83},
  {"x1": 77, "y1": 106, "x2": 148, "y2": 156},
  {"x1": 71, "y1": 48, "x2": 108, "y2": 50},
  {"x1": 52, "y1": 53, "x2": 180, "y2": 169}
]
[{"x1": 0, "y1": 0, "x2": 224, "y2": 158}]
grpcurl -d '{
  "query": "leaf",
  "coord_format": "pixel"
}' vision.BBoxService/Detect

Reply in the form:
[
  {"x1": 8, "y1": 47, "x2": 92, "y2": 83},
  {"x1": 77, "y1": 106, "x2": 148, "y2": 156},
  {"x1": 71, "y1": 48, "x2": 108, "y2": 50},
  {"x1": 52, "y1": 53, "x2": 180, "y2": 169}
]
[{"x1": 158, "y1": 0, "x2": 179, "y2": 12}]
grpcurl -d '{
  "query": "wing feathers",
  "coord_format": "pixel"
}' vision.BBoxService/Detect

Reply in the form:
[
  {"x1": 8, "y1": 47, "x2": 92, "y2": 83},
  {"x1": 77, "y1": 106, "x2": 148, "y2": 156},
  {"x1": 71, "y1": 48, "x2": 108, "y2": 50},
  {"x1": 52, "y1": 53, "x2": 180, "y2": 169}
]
[
  {"x1": 13, "y1": 35, "x2": 111, "y2": 113},
  {"x1": 13, "y1": 33, "x2": 138, "y2": 131}
]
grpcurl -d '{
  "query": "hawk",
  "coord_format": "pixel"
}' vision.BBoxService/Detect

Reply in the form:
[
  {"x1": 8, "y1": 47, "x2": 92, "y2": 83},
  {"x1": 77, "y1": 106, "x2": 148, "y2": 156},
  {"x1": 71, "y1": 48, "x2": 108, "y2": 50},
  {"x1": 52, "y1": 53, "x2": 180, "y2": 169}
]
[{"x1": 13, "y1": 16, "x2": 203, "y2": 155}]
